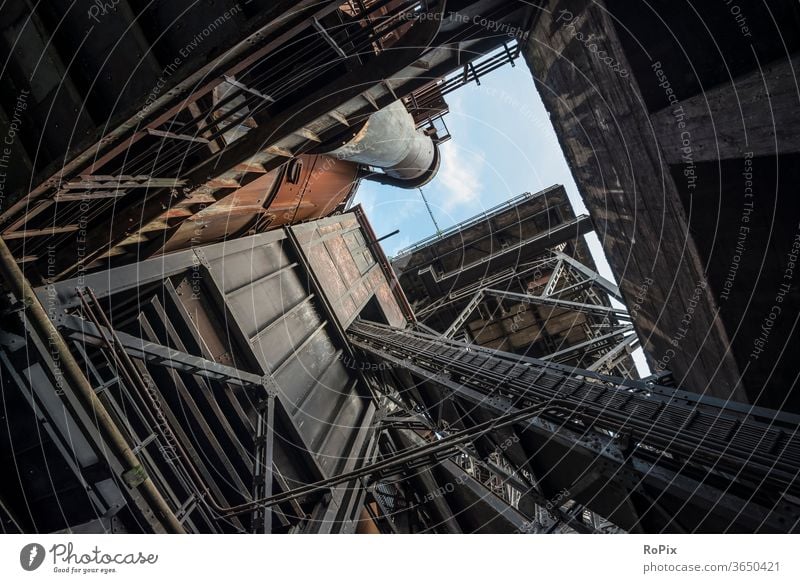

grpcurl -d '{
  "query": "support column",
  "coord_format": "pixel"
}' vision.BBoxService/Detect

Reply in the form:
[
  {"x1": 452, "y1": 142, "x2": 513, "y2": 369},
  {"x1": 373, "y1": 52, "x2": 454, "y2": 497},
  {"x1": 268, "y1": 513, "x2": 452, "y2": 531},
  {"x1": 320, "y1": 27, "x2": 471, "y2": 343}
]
[{"x1": 650, "y1": 54, "x2": 800, "y2": 163}]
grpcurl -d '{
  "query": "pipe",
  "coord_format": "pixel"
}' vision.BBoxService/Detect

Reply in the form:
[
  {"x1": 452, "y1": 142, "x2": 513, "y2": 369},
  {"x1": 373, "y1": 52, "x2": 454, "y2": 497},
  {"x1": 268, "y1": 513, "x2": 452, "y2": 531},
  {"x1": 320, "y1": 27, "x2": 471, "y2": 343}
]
[
  {"x1": 0, "y1": 236, "x2": 185, "y2": 534},
  {"x1": 328, "y1": 100, "x2": 441, "y2": 188},
  {"x1": 359, "y1": 143, "x2": 440, "y2": 189},
  {"x1": 368, "y1": 229, "x2": 400, "y2": 248}
]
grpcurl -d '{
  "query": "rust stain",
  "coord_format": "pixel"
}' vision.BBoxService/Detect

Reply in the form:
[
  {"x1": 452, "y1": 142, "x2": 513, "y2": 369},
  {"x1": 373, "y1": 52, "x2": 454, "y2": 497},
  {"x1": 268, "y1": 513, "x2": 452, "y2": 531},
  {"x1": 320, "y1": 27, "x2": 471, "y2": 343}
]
[{"x1": 157, "y1": 154, "x2": 358, "y2": 254}]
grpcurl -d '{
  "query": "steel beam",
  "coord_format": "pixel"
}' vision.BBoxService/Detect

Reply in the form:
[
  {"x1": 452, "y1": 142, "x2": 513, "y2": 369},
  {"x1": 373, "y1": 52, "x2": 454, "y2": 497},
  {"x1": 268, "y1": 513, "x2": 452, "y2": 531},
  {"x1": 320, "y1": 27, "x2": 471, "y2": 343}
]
[
  {"x1": 443, "y1": 290, "x2": 484, "y2": 339},
  {"x1": 253, "y1": 393, "x2": 276, "y2": 533},
  {"x1": 58, "y1": 314, "x2": 264, "y2": 389},
  {"x1": 0, "y1": 236, "x2": 185, "y2": 533},
  {"x1": 586, "y1": 333, "x2": 640, "y2": 372},
  {"x1": 484, "y1": 288, "x2": 631, "y2": 321},
  {"x1": 542, "y1": 259, "x2": 564, "y2": 297},
  {"x1": 347, "y1": 321, "x2": 800, "y2": 533},
  {"x1": 540, "y1": 326, "x2": 635, "y2": 361},
  {"x1": 552, "y1": 250, "x2": 622, "y2": 302}
]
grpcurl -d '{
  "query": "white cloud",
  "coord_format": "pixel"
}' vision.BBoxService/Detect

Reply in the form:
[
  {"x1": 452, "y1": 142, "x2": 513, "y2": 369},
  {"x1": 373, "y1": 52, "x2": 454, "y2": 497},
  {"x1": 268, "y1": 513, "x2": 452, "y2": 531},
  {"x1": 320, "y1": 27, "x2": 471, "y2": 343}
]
[{"x1": 437, "y1": 142, "x2": 484, "y2": 212}]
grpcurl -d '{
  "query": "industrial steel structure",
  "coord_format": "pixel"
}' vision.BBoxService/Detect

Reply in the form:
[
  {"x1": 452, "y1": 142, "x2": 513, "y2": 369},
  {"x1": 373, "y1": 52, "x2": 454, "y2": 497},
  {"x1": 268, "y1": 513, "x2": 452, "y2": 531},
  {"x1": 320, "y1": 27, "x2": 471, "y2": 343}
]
[
  {"x1": 1, "y1": 0, "x2": 800, "y2": 536},
  {"x1": 0, "y1": 0, "x2": 534, "y2": 282},
  {"x1": 523, "y1": 0, "x2": 800, "y2": 412},
  {"x1": 2, "y1": 207, "x2": 799, "y2": 534},
  {"x1": 1, "y1": 210, "x2": 410, "y2": 533},
  {"x1": 392, "y1": 185, "x2": 640, "y2": 378}
]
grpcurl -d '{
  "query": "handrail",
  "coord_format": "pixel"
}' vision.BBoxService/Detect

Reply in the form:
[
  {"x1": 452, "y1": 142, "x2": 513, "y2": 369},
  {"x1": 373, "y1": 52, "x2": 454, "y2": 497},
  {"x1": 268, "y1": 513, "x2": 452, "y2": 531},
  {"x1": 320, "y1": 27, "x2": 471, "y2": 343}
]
[{"x1": 392, "y1": 186, "x2": 561, "y2": 259}]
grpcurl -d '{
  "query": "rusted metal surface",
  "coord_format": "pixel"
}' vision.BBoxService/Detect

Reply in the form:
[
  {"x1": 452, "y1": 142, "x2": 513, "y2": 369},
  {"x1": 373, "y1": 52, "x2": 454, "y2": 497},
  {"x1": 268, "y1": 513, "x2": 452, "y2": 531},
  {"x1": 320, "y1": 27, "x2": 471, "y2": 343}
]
[
  {"x1": 519, "y1": 0, "x2": 800, "y2": 404},
  {"x1": 5, "y1": 214, "x2": 404, "y2": 532},
  {"x1": 0, "y1": 1, "x2": 424, "y2": 279},
  {"x1": 391, "y1": 185, "x2": 637, "y2": 375},
  {"x1": 353, "y1": 204, "x2": 415, "y2": 323}
]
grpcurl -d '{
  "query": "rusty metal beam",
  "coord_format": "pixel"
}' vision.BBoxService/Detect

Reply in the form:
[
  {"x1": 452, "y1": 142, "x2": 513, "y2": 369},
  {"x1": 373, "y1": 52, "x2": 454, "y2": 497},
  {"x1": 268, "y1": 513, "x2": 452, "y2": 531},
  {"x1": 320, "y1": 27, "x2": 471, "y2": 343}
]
[
  {"x1": 2, "y1": 225, "x2": 80, "y2": 239},
  {"x1": 0, "y1": 1, "x2": 342, "y2": 225}
]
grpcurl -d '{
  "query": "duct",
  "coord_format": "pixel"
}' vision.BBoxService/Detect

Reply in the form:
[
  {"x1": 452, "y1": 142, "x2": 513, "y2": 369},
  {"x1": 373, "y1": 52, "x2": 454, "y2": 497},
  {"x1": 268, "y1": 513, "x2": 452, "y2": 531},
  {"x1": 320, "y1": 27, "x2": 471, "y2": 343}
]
[
  {"x1": 328, "y1": 100, "x2": 440, "y2": 188},
  {"x1": 157, "y1": 154, "x2": 360, "y2": 255}
]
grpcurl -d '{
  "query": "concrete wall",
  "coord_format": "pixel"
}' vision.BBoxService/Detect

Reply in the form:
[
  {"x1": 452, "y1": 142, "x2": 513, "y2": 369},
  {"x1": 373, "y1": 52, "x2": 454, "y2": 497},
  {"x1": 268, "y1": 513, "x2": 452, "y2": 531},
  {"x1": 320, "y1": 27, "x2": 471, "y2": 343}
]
[
  {"x1": 523, "y1": 0, "x2": 746, "y2": 401},
  {"x1": 523, "y1": 0, "x2": 800, "y2": 409}
]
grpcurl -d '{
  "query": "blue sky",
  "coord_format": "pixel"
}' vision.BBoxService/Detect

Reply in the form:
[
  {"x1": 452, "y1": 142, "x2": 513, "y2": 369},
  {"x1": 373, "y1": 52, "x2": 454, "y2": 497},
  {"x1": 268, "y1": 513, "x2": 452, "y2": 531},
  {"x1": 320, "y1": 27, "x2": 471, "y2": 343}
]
[
  {"x1": 353, "y1": 61, "x2": 651, "y2": 376},
  {"x1": 353, "y1": 60, "x2": 592, "y2": 261},
  {"x1": 355, "y1": 60, "x2": 592, "y2": 256}
]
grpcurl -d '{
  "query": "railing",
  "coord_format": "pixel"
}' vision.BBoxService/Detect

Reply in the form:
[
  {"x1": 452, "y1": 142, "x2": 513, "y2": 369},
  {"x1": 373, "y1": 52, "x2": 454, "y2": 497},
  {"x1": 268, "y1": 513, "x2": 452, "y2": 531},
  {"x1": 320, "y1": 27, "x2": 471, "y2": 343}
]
[{"x1": 392, "y1": 185, "x2": 562, "y2": 259}]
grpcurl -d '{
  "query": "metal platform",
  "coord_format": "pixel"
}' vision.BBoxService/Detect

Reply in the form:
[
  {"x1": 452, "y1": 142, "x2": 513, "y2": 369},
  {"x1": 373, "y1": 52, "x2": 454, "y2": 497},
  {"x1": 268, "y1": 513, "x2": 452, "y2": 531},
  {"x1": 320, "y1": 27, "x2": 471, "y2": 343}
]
[{"x1": 348, "y1": 320, "x2": 800, "y2": 533}]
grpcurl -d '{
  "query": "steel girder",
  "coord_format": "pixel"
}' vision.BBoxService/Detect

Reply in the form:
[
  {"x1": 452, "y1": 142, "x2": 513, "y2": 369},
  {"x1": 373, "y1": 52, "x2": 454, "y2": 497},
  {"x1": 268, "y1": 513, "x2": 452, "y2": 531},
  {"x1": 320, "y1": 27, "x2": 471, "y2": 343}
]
[{"x1": 347, "y1": 321, "x2": 800, "y2": 533}]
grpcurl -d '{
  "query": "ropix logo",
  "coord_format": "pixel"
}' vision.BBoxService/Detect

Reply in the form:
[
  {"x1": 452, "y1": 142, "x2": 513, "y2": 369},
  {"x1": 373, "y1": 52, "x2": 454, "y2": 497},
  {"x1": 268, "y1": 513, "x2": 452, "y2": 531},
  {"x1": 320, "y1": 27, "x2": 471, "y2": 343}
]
[{"x1": 19, "y1": 543, "x2": 46, "y2": 571}]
